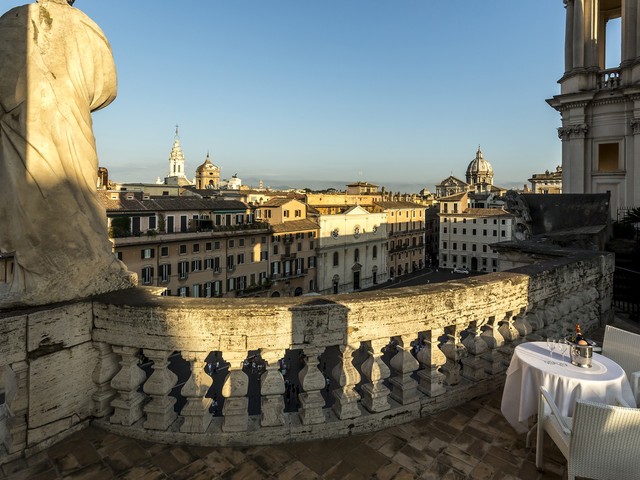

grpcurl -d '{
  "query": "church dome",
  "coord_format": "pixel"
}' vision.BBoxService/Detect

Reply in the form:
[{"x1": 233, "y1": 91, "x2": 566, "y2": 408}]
[
  {"x1": 465, "y1": 146, "x2": 494, "y2": 187},
  {"x1": 466, "y1": 147, "x2": 493, "y2": 177},
  {"x1": 196, "y1": 153, "x2": 219, "y2": 174}
]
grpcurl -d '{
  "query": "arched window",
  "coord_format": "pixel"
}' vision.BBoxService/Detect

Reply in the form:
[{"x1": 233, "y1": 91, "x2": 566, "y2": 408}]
[
  {"x1": 333, "y1": 251, "x2": 339, "y2": 266},
  {"x1": 354, "y1": 248, "x2": 360, "y2": 263}
]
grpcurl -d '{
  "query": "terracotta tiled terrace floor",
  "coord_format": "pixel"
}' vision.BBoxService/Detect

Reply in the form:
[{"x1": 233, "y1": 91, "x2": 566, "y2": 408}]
[{"x1": 2, "y1": 316, "x2": 638, "y2": 480}]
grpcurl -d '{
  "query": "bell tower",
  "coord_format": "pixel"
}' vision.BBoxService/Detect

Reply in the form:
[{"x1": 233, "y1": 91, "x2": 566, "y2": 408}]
[{"x1": 547, "y1": 0, "x2": 640, "y2": 218}]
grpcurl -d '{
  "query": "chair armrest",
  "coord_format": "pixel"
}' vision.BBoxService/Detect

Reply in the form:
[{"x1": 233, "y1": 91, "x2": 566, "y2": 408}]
[
  {"x1": 631, "y1": 371, "x2": 640, "y2": 405},
  {"x1": 615, "y1": 395, "x2": 632, "y2": 408},
  {"x1": 539, "y1": 386, "x2": 572, "y2": 435}
]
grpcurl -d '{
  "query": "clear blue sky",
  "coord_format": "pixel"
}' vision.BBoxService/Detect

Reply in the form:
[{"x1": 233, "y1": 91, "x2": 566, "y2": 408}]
[{"x1": 3, "y1": 0, "x2": 579, "y2": 192}]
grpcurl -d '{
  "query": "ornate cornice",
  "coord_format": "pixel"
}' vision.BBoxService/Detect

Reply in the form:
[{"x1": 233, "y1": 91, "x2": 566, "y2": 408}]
[
  {"x1": 557, "y1": 123, "x2": 588, "y2": 141},
  {"x1": 553, "y1": 101, "x2": 590, "y2": 113}
]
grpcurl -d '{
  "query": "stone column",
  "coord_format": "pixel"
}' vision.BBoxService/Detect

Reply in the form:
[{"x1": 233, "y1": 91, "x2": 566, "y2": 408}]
[
  {"x1": 143, "y1": 349, "x2": 177, "y2": 431},
  {"x1": 2, "y1": 361, "x2": 28, "y2": 455},
  {"x1": 565, "y1": 0, "x2": 575, "y2": 72},
  {"x1": 110, "y1": 346, "x2": 147, "y2": 426},
  {"x1": 360, "y1": 339, "x2": 391, "y2": 413},
  {"x1": 92, "y1": 342, "x2": 119, "y2": 418},
  {"x1": 622, "y1": 0, "x2": 637, "y2": 65},
  {"x1": 259, "y1": 349, "x2": 285, "y2": 427},
  {"x1": 573, "y1": 0, "x2": 585, "y2": 68},
  {"x1": 440, "y1": 329, "x2": 466, "y2": 386},
  {"x1": 389, "y1": 335, "x2": 420, "y2": 404},
  {"x1": 480, "y1": 318, "x2": 506, "y2": 375},
  {"x1": 298, "y1": 346, "x2": 326, "y2": 425},
  {"x1": 416, "y1": 329, "x2": 446, "y2": 397},
  {"x1": 180, "y1": 351, "x2": 212, "y2": 433},
  {"x1": 221, "y1": 352, "x2": 249, "y2": 432},
  {"x1": 461, "y1": 323, "x2": 488, "y2": 381},
  {"x1": 331, "y1": 344, "x2": 361, "y2": 420}
]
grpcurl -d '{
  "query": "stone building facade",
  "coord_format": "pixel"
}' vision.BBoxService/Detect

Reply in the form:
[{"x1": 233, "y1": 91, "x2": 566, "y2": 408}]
[
  {"x1": 547, "y1": 0, "x2": 640, "y2": 217},
  {"x1": 100, "y1": 192, "x2": 272, "y2": 298},
  {"x1": 254, "y1": 198, "x2": 319, "y2": 296},
  {"x1": 316, "y1": 206, "x2": 387, "y2": 294},
  {"x1": 528, "y1": 166, "x2": 563, "y2": 194},
  {"x1": 374, "y1": 201, "x2": 426, "y2": 278},
  {"x1": 438, "y1": 192, "x2": 515, "y2": 272}
]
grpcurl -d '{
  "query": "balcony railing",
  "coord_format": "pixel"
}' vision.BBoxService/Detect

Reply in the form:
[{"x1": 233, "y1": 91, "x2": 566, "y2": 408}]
[
  {"x1": 0, "y1": 249, "x2": 613, "y2": 462},
  {"x1": 597, "y1": 68, "x2": 621, "y2": 91}
]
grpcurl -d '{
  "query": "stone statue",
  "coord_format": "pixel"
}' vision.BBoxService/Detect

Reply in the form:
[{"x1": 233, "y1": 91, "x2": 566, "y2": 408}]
[{"x1": 0, "y1": 0, "x2": 136, "y2": 308}]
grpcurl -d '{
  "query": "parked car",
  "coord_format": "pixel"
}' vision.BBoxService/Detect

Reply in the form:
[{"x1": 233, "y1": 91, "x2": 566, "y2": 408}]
[{"x1": 453, "y1": 267, "x2": 469, "y2": 274}]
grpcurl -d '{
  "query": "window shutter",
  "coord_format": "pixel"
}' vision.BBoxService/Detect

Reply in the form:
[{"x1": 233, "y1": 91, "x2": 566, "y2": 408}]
[
  {"x1": 151, "y1": 249, "x2": 155, "y2": 258},
  {"x1": 140, "y1": 250, "x2": 144, "y2": 259}
]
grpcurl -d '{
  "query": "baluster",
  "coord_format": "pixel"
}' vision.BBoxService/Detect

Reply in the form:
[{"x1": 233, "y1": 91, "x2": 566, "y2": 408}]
[
  {"x1": 331, "y1": 344, "x2": 361, "y2": 420},
  {"x1": 298, "y1": 346, "x2": 326, "y2": 425},
  {"x1": 513, "y1": 308, "x2": 532, "y2": 339},
  {"x1": 441, "y1": 328, "x2": 466, "y2": 386},
  {"x1": 180, "y1": 351, "x2": 212, "y2": 433},
  {"x1": 221, "y1": 352, "x2": 249, "y2": 432},
  {"x1": 389, "y1": 335, "x2": 420, "y2": 404},
  {"x1": 110, "y1": 346, "x2": 146, "y2": 426},
  {"x1": 461, "y1": 323, "x2": 487, "y2": 381},
  {"x1": 92, "y1": 342, "x2": 119, "y2": 418},
  {"x1": 259, "y1": 349, "x2": 285, "y2": 427},
  {"x1": 416, "y1": 329, "x2": 447, "y2": 397},
  {"x1": 498, "y1": 311, "x2": 520, "y2": 358},
  {"x1": 2, "y1": 361, "x2": 28, "y2": 454},
  {"x1": 545, "y1": 303, "x2": 562, "y2": 335},
  {"x1": 525, "y1": 309, "x2": 544, "y2": 341},
  {"x1": 143, "y1": 349, "x2": 177, "y2": 430},
  {"x1": 360, "y1": 339, "x2": 391, "y2": 413},
  {"x1": 480, "y1": 317, "x2": 505, "y2": 375}
]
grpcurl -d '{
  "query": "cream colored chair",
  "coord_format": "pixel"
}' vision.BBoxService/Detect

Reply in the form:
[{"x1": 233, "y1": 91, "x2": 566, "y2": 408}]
[
  {"x1": 602, "y1": 325, "x2": 640, "y2": 404},
  {"x1": 536, "y1": 386, "x2": 640, "y2": 479}
]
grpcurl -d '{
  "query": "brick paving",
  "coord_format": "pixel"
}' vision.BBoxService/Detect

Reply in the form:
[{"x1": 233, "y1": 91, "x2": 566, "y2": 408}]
[{"x1": 2, "y1": 315, "x2": 638, "y2": 480}]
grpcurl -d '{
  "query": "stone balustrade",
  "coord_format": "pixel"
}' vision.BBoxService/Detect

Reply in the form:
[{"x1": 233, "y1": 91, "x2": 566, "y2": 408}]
[
  {"x1": 597, "y1": 67, "x2": 621, "y2": 91},
  {"x1": 0, "y1": 249, "x2": 613, "y2": 463}
]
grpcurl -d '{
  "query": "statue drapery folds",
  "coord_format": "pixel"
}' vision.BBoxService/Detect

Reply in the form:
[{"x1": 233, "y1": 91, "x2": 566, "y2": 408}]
[{"x1": 0, "y1": 0, "x2": 136, "y2": 307}]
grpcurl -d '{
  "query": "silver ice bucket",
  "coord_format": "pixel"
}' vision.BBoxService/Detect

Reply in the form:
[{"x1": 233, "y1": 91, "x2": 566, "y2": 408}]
[{"x1": 568, "y1": 341, "x2": 593, "y2": 368}]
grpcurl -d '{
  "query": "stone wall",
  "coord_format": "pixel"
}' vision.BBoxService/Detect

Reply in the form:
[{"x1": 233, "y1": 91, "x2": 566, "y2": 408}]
[{"x1": 0, "y1": 249, "x2": 614, "y2": 463}]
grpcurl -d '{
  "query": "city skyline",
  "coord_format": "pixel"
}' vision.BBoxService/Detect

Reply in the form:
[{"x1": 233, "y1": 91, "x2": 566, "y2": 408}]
[{"x1": 61, "y1": 1, "x2": 611, "y2": 192}]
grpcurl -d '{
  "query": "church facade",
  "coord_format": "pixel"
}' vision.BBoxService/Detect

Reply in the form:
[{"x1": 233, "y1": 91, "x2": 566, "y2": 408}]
[{"x1": 547, "y1": 0, "x2": 640, "y2": 217}]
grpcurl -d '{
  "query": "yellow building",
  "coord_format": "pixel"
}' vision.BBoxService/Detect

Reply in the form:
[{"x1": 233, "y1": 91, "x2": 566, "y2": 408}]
[
  {"x1": 254, "y1": 198, "x2": 319, "y2": 296},
  {"x1": 100, "y1": 191, "x2": 271, "y2": 298},
  {"x1": 375, "y1": 201, "x2": 426, "y2": 278}
]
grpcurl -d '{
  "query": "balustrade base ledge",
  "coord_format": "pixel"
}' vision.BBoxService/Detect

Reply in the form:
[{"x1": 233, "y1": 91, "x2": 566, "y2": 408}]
[{"x1": 90, "y1": 376, "x2": 506, "y2": 448}]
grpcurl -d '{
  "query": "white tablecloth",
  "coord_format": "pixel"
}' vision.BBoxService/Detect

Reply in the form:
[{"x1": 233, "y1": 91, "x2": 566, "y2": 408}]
[{"x1": 501, "y1": 341, "x2": 637, "y2": 433}]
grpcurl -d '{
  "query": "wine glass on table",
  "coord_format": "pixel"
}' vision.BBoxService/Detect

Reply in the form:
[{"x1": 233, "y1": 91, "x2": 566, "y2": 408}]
[
  {"x1": 546, "y1": 337, "x2": 556, "y2": 359},
  {"x1": 558, "y1": 338, "x2": 568, "y2": 365}
]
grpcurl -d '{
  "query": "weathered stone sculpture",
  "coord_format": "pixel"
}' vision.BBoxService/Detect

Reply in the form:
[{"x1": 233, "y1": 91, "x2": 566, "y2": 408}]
[{"x1": 0, "y1": 0, "x2": 136, "y2": 308}]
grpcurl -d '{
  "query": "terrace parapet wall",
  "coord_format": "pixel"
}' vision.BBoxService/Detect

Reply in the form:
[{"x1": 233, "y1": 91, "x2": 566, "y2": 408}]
[{"x1": 0, "y1": 249, "x2": 613, "y2": 463}]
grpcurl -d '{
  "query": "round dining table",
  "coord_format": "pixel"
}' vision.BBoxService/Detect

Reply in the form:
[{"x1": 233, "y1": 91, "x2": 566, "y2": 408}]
[{"x1": 501, "y1": 341, "x2": 637, "y2": 434}]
